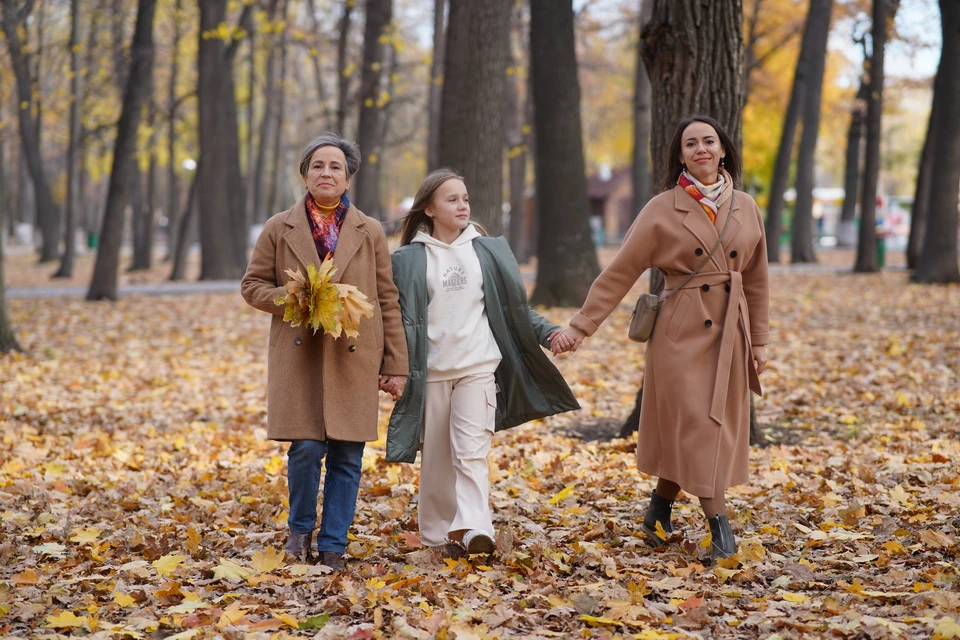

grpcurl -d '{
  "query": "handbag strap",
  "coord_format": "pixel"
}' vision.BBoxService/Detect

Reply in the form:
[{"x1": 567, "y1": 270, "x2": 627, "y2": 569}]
[{"x1": 657, "y1": 191, "x2": 736, "y2": 306}]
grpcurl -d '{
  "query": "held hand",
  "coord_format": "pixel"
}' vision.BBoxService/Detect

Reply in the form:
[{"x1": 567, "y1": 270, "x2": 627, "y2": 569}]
[
  {"x1": 378, "y1": 375, "x2": 407, "y2": 401},
  {"x1": 551, "y1": 326, "x2": 586, "y2": 355},
  {"x1": 752, "y1": 346, "x2": 767, "y2": 375}
]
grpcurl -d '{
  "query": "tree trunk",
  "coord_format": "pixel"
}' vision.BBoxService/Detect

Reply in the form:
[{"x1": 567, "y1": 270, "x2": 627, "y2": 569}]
[
  {"x1": 165, "y1": 0, "x2": 182, "y2": 261},
  {"x1": 528, "y1": 0, "x2": 599, "y2": 306},
  {"x1": 197, "y1": 0, "x2": 251, "y2": 280},
  {"x1": 504, "y1": 15, "x2": 529, "y2": 264},
  {"x1": 251, "y1": 0, "x2": 280, "y2": 225},
  {"x1": 439, "y1": 0, "x2": 510, "y2": 236},
  {"x1": 854, "y1": 0, "x2": 888, "y2": 273},
  {"x1": 170, "y1": 161, "x2": 200, "y2": 281},
  {"x1": 306, "y1": 0, "x2": 331, "y2": 128},
  {"x1": 838, "y1": 69, "x2": 869, "y2": 247},
  {"x1": 1, "y1": 0, "x2": 60, "y2": 263},
  {"x1": 131, "y1": 100, "x2": 158, "y2": 271},
  {"x1": 54, "y1": 0, "x2": 83, "y2": 278},
  {"x1": 335, "y1": 0, "x2": 354, "y2": 135},
  {"x1": 427, "y1": 0, "x2": 446, "y2": 171},
  {"x1": 632, "y1": 0, "x2": 653, "y2": 219},
  {"x1": 912, "y1": 0, "x2": 960, "y2": 284},
  {"x1": 790, "y1": 0, "x2": 834, "y2": 264},
  {"x1": 86, "y1": 0, "x2": 157, "y2": 301},
  {"x1": 642, "y1": 0, "x2": 744, "y2": 173},
  {"x1": 0, "y1": 198, "x2": 21, "y2": 353},
  {"x1": 907, "y1": 82, "x2": 937, "y2": 269},
  {"x1": 763, "y1": 0, "x2": 823, "y2": 263},
  {"x1": 266, "y1": 0, "x2": 289, "y2": 217},
  {"x1": 352, "y1": 0, "x2": 392, "y2": 220}
]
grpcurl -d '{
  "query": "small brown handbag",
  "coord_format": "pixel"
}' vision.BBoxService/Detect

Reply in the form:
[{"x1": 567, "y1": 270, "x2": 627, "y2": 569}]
[{"x1": 628, "y1": 192, "x2": 736, "y2": 343}]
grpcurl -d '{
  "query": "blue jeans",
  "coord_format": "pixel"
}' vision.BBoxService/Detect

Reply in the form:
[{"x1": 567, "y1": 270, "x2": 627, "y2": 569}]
[{"x1": 287, "y1": 439, "x2": 365, "y2": 554}]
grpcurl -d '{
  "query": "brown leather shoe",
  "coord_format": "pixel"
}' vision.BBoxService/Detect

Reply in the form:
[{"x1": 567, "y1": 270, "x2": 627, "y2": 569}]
[
  {"x1": 319, "y1": 551, "x2": 345, "y2": 571},
  {"x1": 284, "y1": 532, "x2": 312, "y2": 562}
]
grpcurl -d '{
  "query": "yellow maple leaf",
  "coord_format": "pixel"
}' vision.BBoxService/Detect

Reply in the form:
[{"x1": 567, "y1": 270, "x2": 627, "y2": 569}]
[
  {"x1": 890, "y1": 484, "x2": 911, "y2": 506},
  {"x1": 934, "y1": 616, "x2": 960, "y2": 639},
  {"x1": 548, "y1": 484, "x2": 576, "y2": 505},
  {"x1": 152, "y1": 553, "x2": 186, "y2": 577},
  {"x1": 273, "y1": 612, "x2": 301, "y2": 628},
  {"x1": 654, "y1": 520, "x2": 668, "y2": 541},
  {"x1": 217, "y1": 601, "x2": 248, "y2": 629},
  {"x1": 213, "y1": 559, "x2": 252, "y2": 583},
  {"x1": 580, "y1": 614, "x2": 623, "y2": 627},
  {"x1": 113, "y1": 592, "x2": 136, "y2": 607},
  {"x1": 336, "y1": 284, "x2": 374, "y2": 339},
  {"x1": 781, "y1": 591, "x2": 809, "y2": 603},
  {"x1": 264, "y1": 455, "x2": 284, "y2": 476},
  {"x1": 252, "y1": 546, "x2": 286, "y2": 573},
  {"x1": 70, "y1": 527, "x2": 102, "y2": 545},
  {"x1": 700, "y1": 533, "x2": 713, "y2": 549},
  {"x1": 46, "y1": 610, "x2": 87, "y2": 628}
]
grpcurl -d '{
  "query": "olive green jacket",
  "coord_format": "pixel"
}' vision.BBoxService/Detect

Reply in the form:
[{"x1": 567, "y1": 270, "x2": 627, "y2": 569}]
[{"x1": 386, "y1": 236, "x2": 580, "y2": 463}]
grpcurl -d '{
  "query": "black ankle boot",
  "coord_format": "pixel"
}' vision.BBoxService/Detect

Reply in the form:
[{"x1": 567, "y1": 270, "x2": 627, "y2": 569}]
[
  {"x1": 640, "y1": 491, "x2": 674, "y2": 546},
  {"x1": 707, "y1": 514, "x2": 736, "y2": 560}
]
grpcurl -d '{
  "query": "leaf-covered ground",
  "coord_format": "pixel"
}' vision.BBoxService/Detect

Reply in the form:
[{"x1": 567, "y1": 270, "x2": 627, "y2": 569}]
[{"x1": 2, "y1": 267, "x2": 959, "y2": 639}]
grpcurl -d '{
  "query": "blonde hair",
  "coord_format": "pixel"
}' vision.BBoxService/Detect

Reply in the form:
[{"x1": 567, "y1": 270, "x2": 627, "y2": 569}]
[{"x1": 399, "y1": 169, "x2": 488, "y2": 245}]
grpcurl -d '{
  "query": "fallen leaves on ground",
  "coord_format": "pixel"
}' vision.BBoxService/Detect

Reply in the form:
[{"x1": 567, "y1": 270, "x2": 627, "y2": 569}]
[{"x1": 1, "y1": 269, "x2": 958, "y2": 639}]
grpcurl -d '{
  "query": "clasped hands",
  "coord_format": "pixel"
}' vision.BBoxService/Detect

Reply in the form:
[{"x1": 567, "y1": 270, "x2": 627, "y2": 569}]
[{"x1": 379, "y1": 375, "x2": 407, "y2": 400}]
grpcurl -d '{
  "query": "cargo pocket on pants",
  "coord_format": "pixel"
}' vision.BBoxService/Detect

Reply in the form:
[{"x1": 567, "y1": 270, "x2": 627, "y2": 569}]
[{"x1": 483, "y1": 387, "x2": 498, "y2": 435}]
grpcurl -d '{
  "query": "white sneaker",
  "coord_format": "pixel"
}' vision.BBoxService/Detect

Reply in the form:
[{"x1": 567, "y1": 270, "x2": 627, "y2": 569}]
[{"x1": 462, "y1": 529, "x2": 496, "y2": 555}]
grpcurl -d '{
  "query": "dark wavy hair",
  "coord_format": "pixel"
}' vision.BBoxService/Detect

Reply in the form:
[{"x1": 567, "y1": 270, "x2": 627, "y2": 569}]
[{"x1": 655, "y1": 115, "x2": 741, "y2": 194}]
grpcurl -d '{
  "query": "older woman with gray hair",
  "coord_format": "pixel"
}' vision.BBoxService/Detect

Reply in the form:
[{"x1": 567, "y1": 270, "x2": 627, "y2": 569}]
[{"x1": 241, "y1": 132, "x2": 408, "y2": 570}]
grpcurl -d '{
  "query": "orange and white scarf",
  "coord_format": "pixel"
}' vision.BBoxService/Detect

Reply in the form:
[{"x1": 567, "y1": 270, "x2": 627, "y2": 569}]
[{"x1": 679, "y1": 169, "x2": 726, "y2": 224}]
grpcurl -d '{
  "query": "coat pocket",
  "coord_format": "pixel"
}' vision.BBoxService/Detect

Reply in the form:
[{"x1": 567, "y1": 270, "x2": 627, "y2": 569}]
[{"x1": 664, "y1": 291, "x2": 692, "y2": 343}]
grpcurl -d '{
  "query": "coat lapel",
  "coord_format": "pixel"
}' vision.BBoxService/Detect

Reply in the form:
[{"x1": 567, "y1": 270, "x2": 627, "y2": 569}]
[
  {"x1": 677, "y1": 184, "x2": 742, "y2": 272},
  {"x1": 331, "y1": 206, "x2": 366, "y2": 281},
  {"x1": 282, "y1": 194, "x2": 323, "y2": 274}
]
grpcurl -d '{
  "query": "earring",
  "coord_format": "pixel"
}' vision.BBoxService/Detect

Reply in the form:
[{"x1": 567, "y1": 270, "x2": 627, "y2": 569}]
[
  {"x1": 682, "y1": 163, "x2": 687, "y2": 172},
  {"x1": 720, "y1": 158, "x2": 725, "y2": 167}
]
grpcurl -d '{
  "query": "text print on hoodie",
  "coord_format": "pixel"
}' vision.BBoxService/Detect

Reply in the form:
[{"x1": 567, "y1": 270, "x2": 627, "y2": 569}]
[{"x1": 412, "y1": 224, "x2": 502, "y2": 382}]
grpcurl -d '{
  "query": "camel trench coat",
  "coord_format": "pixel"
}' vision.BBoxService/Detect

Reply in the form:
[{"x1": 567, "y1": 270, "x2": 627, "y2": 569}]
[
  {"x1": 571, "y1": 180, "x2": 769, "y2": 497},
  {"x1": 241, "y1": 193, "x2": 408, "y2": 442}
]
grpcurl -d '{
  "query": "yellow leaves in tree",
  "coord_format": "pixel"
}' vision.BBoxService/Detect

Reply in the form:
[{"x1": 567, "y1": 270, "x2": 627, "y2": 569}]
[
  {"x1": 274, "y1": 258, "x2": 374, "y2": 338},
  {"x1": 152, "y1": 553, "x2": 186, "y2": 576},
  {"x1": 251, "y1": 546, "x2": 286, "y2": 573}
]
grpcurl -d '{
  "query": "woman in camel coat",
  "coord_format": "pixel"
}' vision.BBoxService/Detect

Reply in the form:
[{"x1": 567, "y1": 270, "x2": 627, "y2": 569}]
[
  {"x1": 241, "y1": 132, "x2": 408, "y2": 570},
  {"x1": 554, "y1": 115, "x2": 769, "y2": 560}
]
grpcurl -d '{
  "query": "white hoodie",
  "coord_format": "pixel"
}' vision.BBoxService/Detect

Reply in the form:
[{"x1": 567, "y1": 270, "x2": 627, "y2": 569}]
[{"x1": 412, "y1": 225, "x2": 502, "y2": 382}]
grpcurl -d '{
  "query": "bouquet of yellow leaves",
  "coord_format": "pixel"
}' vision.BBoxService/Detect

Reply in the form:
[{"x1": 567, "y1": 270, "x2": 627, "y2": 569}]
[{"x1": 274, "y1": 256, "x2": 375, "y2": 339}]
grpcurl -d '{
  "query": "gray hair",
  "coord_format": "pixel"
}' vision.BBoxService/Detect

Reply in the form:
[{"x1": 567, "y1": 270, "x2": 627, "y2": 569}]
[{"x1": 299, "y1": 132, "x2": 361, "y2": 179}]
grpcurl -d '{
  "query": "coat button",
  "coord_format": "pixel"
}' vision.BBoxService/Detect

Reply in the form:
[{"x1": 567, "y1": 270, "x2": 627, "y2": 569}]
[
  {"x1": 704, "y1": 319, "x2": 713, "y2": 328},
  {"x1": 294, "y1": 337, "x2": 302, "y2": 346},
  {"x1": 404, "y1": 319, "x2": 411, "y2": 326},
  {"x1": 695, "y1": 248, "x2": 704, "y2": 256},
  {"x1": 725, "y1": 284, "x2": 731, "y2": 292},
  {"x1": 730, "y1": 250, "x2": 738, "y2": 258},
  {"x1": 701, "y1": 284, "x2": 710, "y2": 292},
  {"x1": 349, "y1": 344, "x2": 357, "y2": 352}
]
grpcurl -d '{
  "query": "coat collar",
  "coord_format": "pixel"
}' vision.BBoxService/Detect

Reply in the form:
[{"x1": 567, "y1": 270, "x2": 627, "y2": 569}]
[
  {"x1": 674, "y1": 175, "x2": 742, "y2": 272},
  {"x1": 281, "y1": 192, "x2": 366, "y2": 281}
]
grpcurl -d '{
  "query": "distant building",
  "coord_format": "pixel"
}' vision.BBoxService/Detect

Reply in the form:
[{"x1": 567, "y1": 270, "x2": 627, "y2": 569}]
[{"x1": 587, "y1": 166, "x2": 634, "y2": 246}]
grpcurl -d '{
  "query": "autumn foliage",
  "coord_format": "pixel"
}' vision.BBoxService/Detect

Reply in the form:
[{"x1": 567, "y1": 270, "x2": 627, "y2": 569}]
[{"x1": 1, "y1": 267, "x2": 958, "y2": 638}]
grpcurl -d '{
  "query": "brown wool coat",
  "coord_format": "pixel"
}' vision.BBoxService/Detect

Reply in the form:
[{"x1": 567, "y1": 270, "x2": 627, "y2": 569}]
[
  {"x1": 571, "y1": 180, "x2": 769, "y2": 497},
  {"x1": 241, "y1": 194, "x2": 408, "y2": 442}
]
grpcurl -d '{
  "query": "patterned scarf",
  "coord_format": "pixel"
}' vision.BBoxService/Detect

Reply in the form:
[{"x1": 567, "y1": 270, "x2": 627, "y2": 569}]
[
  {"x1": 305, "y1": 192, "x2": 350, "y2": 260},
  {"x1": 679, "y1": 169, "x2": 726, "y2": 224}
]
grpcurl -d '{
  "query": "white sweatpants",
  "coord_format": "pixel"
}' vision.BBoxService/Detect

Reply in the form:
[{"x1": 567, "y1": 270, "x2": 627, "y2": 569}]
[{"x1": 419, "y1": 371, "x2": 497, "y2": 546}]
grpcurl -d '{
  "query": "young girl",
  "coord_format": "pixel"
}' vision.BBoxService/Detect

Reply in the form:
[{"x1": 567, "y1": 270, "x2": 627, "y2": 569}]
[{"x1": 385, "y1": 169, "x2": 579, "y2": 554}]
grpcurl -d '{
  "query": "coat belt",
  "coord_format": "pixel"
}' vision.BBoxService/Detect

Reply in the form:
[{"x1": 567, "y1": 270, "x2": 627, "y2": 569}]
[{"x1": 663, "y1": 271, "x2": 752, "y2": 426}]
